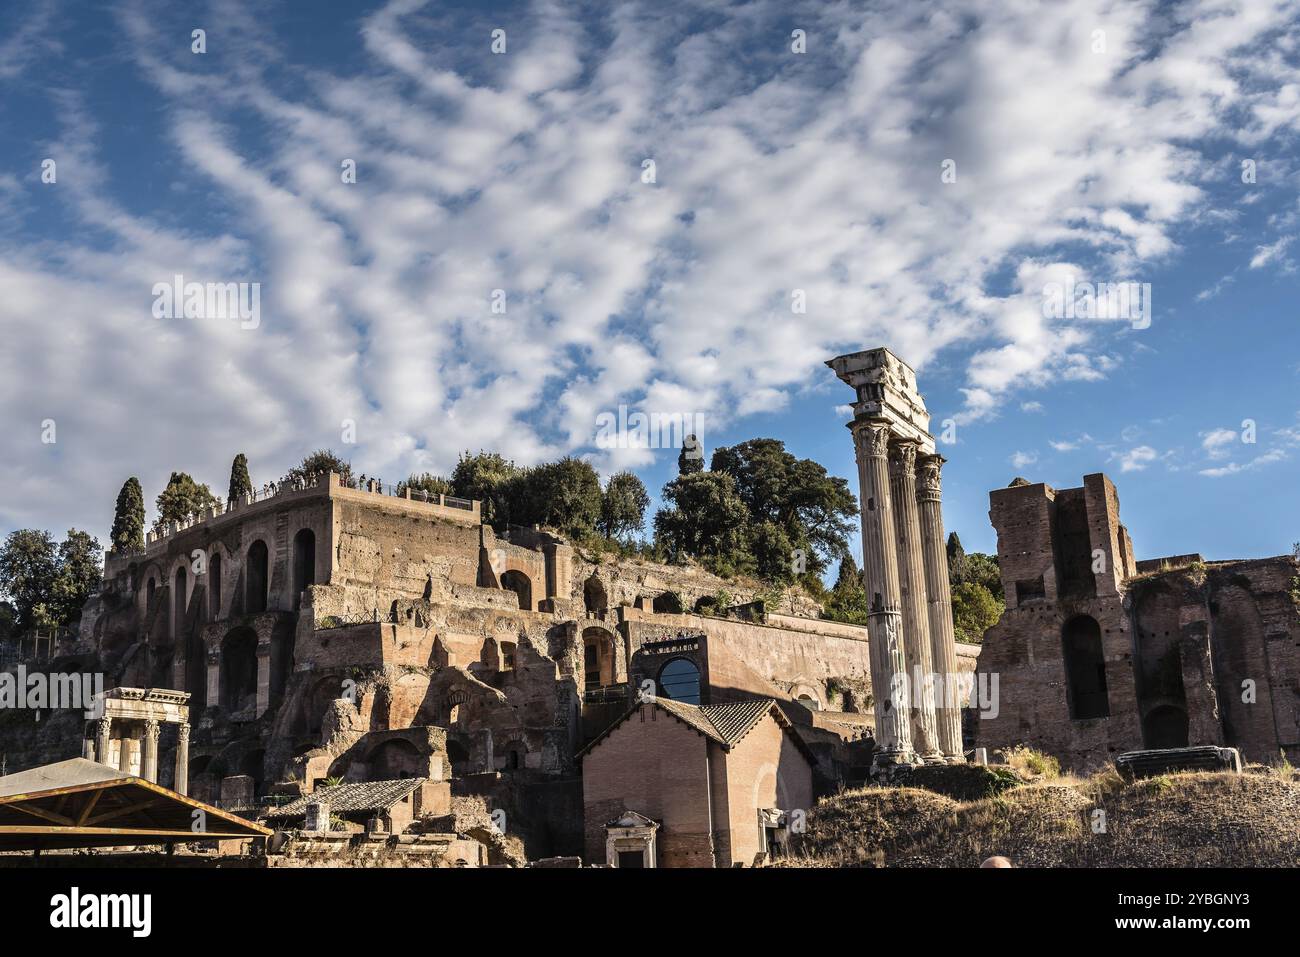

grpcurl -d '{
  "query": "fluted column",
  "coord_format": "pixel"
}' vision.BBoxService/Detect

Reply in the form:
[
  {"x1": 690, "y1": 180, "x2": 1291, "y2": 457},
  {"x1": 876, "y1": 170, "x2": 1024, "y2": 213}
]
[
  {"x1": 95, "y1": 715, "x2": 112, "y2": 767},
  {"x1": 889, "y1": 441, "x2": 943, "y2": 762},
  {"x1": 175, "y1": 724, "x2": 190, "y2": 795},
  {"x1": 916, "y1": 454, "x2": 964, "y2": 761},
  {"x1": 852, "y1": 422, "x2": 915, "y2": 766},
  {"x1": 142, "y1": 719, "x2": 160, "y2": 783}
]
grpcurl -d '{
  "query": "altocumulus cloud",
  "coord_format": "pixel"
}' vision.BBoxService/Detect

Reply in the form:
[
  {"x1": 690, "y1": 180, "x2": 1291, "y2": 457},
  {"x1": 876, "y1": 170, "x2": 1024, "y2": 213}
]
[{"x1": 2, "y1": 0, "x2": 1300, "y2": 540}]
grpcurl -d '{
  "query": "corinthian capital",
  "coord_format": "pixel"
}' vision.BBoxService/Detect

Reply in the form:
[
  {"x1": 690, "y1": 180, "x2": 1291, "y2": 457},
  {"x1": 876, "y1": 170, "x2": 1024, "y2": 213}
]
[
  {"x1": 916, "y1": 454, "x2": 945, "y2": 500},
  {"x1": 853, "y1": 422, "x2": 893, "y2": 460},
  {"x1": 888, "y1": 440, "x2": 919, "y2": 475}
]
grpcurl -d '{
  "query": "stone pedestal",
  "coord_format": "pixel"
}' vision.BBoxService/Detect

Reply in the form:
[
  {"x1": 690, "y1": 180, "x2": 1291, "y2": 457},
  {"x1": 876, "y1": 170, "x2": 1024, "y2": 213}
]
[
  {"x1": 890, "y1": 441, "x2": 943, "y2": 762},
  {"x1": 917, "y1": 454, "x2": 964, "y2": 761},
  {"x1": 854, "y1": 422, "x2": 916, "y2": 766}
]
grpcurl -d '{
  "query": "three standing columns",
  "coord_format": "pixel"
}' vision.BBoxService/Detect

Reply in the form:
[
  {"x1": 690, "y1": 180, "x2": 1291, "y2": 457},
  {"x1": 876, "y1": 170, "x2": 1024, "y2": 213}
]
[
  {"x1": 853, "y1": 423, "x2": 915, "y2": 766},
  {"x1": 853, "y1": 421, "x2": 965, "y2": 767}
]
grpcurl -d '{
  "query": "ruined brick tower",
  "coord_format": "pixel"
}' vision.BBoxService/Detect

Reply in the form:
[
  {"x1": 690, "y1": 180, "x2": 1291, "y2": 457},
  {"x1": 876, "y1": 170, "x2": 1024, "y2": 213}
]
[{"x1": 828, "y1": 347, "x2": 965, "y2": 769}]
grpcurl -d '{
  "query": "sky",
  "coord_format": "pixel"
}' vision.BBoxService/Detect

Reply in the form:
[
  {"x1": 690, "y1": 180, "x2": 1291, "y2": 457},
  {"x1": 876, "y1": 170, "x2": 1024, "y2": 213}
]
[{"x1": 1, "y1": 0, "x2": 1298, "y2": 569}]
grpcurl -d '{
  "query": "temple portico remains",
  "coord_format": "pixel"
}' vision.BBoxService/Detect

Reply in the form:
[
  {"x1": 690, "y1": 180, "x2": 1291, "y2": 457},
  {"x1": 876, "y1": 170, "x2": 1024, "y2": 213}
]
[
  {"x1": 83, "y1": 687, "x2": 191, "y2": 793},
  {"x1": 828, "y1": 348, "x2": 965, "y2": 770}
]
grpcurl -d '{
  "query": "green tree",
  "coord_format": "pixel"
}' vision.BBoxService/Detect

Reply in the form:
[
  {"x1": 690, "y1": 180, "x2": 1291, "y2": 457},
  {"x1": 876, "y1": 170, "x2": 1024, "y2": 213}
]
[
  {"x1": 228, "y1": 453, "x2": 253, "y2": 501},
  {"x1": 0, "y1": 601, "x2": 15, "y2": 640},
  {"x1": 709, "y1": 438, "x2": 857, "y2": 580},
  {"x1": 824, "y1": 555, "x2": 868, "y2": 625},
  {"x1": 518, "y1": 457, "x2": 603, "y2": 538},
  {"x1": 450, "y1": 452, "x2": 523, "y2": 528},
  {"x1": 153, "y1": 472, "x2": 220, "y2": 532},
  {"x1": 49, "y1": 529, "x2": 102, "y2": 626},
  {"x1": 654, "y1": 471, "x2": 753, "y2": 576},
  {"x1": 0, "y1": 530, "x2": 57, "y2": 631},
  {"x1": 951, "y1": 580, "x2": 1003, "y2": 644},
  {"x1": 751, "y1": 520, "x2": 796, "y2": 585},
  {"x1": 600, "y1": 471, "x2": 650, "y2": 540},
  {"x1": 109, "y1": 477, "x2": 146, "y2": 554},
  {"x1": 963, "y1": 552, "x2": 1004, "y2": 601},
  {"x1": 283, "y1": 449, "x2": 353, "y2": 488},
  {"x1": 397, "y1": 472, "x2": 453, "y2": 499},
  {"x1": 677, "y1": 434, "x2": 705, "y2": 475},
  {"x1": 946, "y1": 531, "x2": 968, "y2": 588}
]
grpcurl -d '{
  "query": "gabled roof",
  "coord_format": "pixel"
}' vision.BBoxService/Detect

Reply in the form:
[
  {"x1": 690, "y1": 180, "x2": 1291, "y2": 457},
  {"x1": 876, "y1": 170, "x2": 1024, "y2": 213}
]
[
  {"x1": 265, "y1": 778, "x2": 425, "y2": 820},
  {"x1": 578, "y1": 696, "x2": 816, "y2": 764},
  {"x1": 607, "y1": 810, "x2": 658, "y2": 829},
  {"x1": 0, "y1": 758, "x2": 271, "y2": 851}
]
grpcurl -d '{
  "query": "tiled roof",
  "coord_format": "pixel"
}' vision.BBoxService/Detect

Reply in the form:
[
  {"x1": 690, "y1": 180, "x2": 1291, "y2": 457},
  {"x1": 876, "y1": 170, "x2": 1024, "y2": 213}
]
[
  {"x1": 265, "y1": 778, "x2": 425, "y2": 819},
  {"x1": 637, "y1": 697, "x2": 775, "y2": 748}
]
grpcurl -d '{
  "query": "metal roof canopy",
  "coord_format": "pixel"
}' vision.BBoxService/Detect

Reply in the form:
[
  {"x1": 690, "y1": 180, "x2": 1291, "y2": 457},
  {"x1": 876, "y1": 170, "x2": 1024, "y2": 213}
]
[{"x1": 0, "y1": 758, "x2": 271, "y2": 852}]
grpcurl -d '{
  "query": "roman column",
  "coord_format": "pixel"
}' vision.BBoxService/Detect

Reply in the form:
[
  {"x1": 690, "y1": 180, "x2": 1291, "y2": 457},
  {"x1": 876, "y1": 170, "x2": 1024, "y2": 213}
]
[
  {"x1": 889, "y1": 440, "x2": 943, "y2": 763},
  {"x1": 175, "y1": 723, "x2": 190, "y2": 795},
  {"x1": 852, "y1": 421, "x2": 916, "y2": 767},
  {"x1": 916, "y1": 453, "x2": 965, "y2": 761},
  {"x1": 142, "y1": 718, "x2": 161, "y2": 783},
  {"x1": 95, "y1": 715, "x2": 112, "y2": 767}
]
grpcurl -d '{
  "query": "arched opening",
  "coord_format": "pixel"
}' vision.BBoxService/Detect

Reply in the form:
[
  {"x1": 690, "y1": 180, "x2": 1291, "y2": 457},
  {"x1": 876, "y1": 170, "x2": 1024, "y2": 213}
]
[
  {"x1": 583, "y1": 576, "x2": 608, "y2": 619},
  {"x1": 246, "y1": 540, "x2": 269, "y2": 614},
  {"x1": 368, "y1": 739, "x2": 424, "y2": 780},
  {"x1": 303, "y1": 676, "x2": 342, "y2": 737},
  {"x1": 269, "y1": 619, "x2": 295, "y2": 708},
  {"x1": 658, "y1": 657, "x2": 700, "y2": 704},
  {"x1": 173, "y1": 566, "x2": 188, "y2": 642},
  {"x1": 240, "y1": 749, "x2": 266, "y2": 797},
  {"x1": 499, "y1": 741, "x2": 525, "y2": 771},
  {"x1": 796, "y1": 693, "x2": 820, "y2": 712},
  {"x1": 186, "y1": 629, "x2": 207, "y2": 711},
  {"x1": 1143, "y1": 704, "x2": 1189, "y2": 749},
  {"x1": 582, "y1": 628, "x2": 615, "y2": 690},
  {"x1": 500, "y1": 641, "x2": 517, "y2": 671},
  {"x1": 292, "y1": 529, "x2": 316, "y2": 610},
  {"x1": 500, "y1": 570, "x2": 532, "y2": 611},
  {"x1": 208, "y1": 551, "x2": 223, "y2": 618},
  {"x1": 220, "y1": 626, "x2": 259, "y2": 715},
  {"x1": 1062, "y1": 615, "x2": 1109, "y2": 719},
  {"x1": 651, "y1": 591, "x2": 683, "y2": 614},
  {"x1": 446, "y1": 739, "x2": 471, "y2": 776},
  {"x1": 146, "y1": 576, "x2": 156, "y2": 611}
]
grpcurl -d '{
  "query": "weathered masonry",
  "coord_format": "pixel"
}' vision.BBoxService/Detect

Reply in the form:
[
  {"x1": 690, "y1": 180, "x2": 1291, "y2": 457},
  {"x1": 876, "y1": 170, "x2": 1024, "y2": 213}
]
[{"x1": 975, "y1": 473, "x2": 1300, "y2": 769}]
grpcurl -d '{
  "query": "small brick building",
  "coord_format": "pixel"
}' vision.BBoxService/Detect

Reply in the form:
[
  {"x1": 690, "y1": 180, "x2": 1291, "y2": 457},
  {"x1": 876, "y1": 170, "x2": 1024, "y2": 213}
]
[{"x1": 579, "y1": 697, "x2": 816, "y2": 867}]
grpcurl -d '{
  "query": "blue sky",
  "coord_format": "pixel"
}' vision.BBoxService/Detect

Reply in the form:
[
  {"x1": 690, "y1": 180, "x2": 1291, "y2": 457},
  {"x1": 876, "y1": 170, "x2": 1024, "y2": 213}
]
[{"x1": 1, "y1": 0, "x2": 1298, "y2": 569}]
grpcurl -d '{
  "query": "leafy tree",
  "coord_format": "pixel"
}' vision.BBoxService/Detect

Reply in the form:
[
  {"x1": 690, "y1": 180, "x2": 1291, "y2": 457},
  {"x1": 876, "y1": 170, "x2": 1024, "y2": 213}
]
[
  {"x1": 283, "y1": 449, "x2": 353, "y2": 489},
  {"x1": 600, "y1": 471, "x2": 650, "y2": 540},
  {"x1": 109, "y1": 477, "x2": 146, "y2": 554},
  {"x1": 153, "y1": 472, "x2": 220, "y2": 532},
  {"x1": 518, "y1": 457, "x2": 603, "y2": 538},
  {"x1": 49, "y1": 529, "x2": 102, "y2": 626},
  {"x1": 228, "y1": 453, "x2": 253, "y2": 501},
  {"x1": 654, "y1": 471, "x2": 753, "y2": 576},
  {"x1": 963, "y1": 552, "x2": 1004, "y2": 601},
  {"x1": 677, "y1": 434, "x2": 705, "y2": 475},
  {"x1": 450, "y1": 451, "x2": 522, "y2": 527},
  {"x1": 824, "y1": 555, "x2": 869, "y2": 625},
  {"x1": 951, "y1": 580, "x2": 1003, "y2": 644},
  {"x1": 0, "y1": 601, "x2": 15, "y2": 640},
  {"x1": 397, "y1": 472, "x2": 453, "y2": 499},
  {"x1": 709, "y1": 438, "x2": 857, "y2": 580},
  {"x1": 751, "y1": 520, "x2": 796, "y2": 585},
  {"x1": 0, "y1": 530, "x2": 56, "y2": 631}
]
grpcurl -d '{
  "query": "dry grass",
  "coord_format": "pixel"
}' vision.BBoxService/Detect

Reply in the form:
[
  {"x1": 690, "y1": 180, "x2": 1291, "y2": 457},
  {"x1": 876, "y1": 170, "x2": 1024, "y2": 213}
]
[{"x1": 790, "y1": 766, "x2": 1300, "y2": 867}]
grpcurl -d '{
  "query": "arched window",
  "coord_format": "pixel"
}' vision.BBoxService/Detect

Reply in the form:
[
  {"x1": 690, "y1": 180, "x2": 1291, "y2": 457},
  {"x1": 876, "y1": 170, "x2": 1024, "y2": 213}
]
[
  {"x1": 501, "y1": 641, "x2": 516, "y2": 671},
  {"x1": 500, "y1": 570, "x2": 532, "y2": 611},
  {"x1": 797, "y1": 693, "x2": 820, "y2": 712},
  {"x1": 173, "y1": 566, "x2": 188, "y2": 641},
  {"x1": 221, "y1": 626, "x2": 259, "y2": 714},
  {"x1": 652, "y1": 591, "x2": 683, "y2": 614},
  {"x1": 658, "y1": 657, "x2": 700, "y2": 704},
  {"x1": 292, "y1": 529, "x2": 316, "y2": 610},
  {"x1": 208, "y1": 552, "x2": 222, "y2": 618},
  {"x1": 1062, "y1": 615, "x2": 1109, "y2": 719},
  {"x1": 583, "y1": 576, "x2": 607, "y2": 619},
  {"x1": 583, "y1": 628, "x2": 615, "y2": 690},
  {"x1": 246, "y1": 540, "x2": 269, "y2": 613}
]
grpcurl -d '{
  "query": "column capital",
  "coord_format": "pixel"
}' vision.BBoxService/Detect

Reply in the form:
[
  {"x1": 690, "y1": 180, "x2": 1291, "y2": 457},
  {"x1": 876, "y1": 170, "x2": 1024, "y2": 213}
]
[
  {"x1": 888, "y1": 439, "x2": 921, "y2": 473},
  {"x1": 177, "y1": 723, "x2": 190, "y2": 743},
  {"x1": 144, "y1": 718, "x2": 161, "y2": 741},
  {"x1": 95, "y1": 714, "x2": 113, "y2": 736},
  {"x1": 852, "y1": 421, "x2": 893, "y2": 461},
  {"x1": 916, "y1": 453, "x2": 946, "y2": 501}
]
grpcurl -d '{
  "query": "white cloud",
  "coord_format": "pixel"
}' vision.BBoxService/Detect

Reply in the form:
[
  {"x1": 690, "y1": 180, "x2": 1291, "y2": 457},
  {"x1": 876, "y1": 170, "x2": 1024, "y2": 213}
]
[
  {"x1": 3, "y1": 0, "x2": 1300, "y2": 540},
  {"x1": 1010, "y1": 450, "x2": 1038, "y2": 469},
  {"x1": 1249, "y1": 235, "x2": 1294, "y2": 269},
  {"x1": 1200, "y1": 427, "x2": 1238, "y2": 459},
  {"x1": 1114, "y1": 446, "x2": 1158, "y2": 472}
]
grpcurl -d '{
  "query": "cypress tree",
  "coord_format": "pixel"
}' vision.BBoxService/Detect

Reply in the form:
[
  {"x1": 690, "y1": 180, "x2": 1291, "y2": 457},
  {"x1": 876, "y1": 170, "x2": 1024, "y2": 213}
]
[
  {"x1": 109, "y1": 478, "x2": 145, "y2": 553},
  {"x1": 228, "y1": 453, "x2": 253, "y2": 502}
]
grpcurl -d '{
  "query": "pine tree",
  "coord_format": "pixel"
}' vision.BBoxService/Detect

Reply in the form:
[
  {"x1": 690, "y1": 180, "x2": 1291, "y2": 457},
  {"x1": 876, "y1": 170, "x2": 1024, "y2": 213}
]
[
  {"x1": 109, "y1": 478, "x2": 145, "y2": 553},
  {"x1": 228, "y1": 453, "x2": 253, "y2": 502}
]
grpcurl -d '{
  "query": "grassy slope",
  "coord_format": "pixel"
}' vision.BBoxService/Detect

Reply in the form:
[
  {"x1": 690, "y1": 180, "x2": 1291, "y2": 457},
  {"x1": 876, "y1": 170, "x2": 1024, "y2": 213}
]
[{"x1": 792, "y1": 769, "x2": 1300, "y2": 867}]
